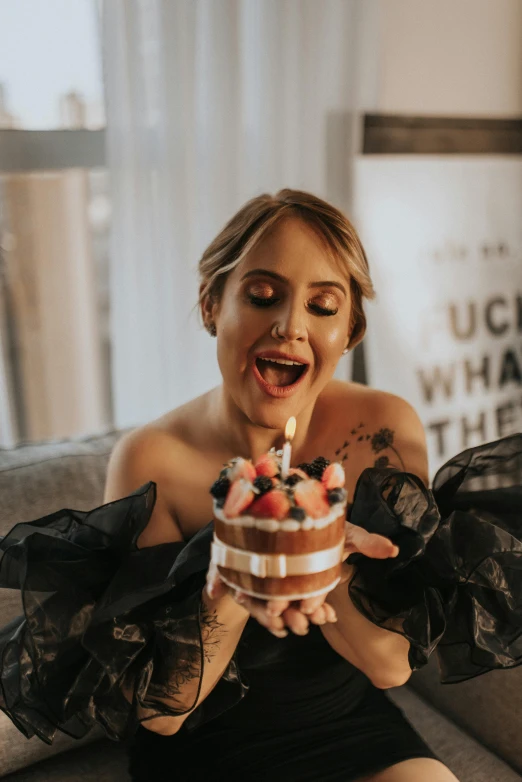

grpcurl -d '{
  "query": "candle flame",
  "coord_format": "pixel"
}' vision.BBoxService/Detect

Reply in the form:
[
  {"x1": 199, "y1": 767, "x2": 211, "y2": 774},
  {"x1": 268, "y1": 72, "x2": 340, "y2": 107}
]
[{"x1": 284, "y1": 416, "x2": 296, "y2": 442}]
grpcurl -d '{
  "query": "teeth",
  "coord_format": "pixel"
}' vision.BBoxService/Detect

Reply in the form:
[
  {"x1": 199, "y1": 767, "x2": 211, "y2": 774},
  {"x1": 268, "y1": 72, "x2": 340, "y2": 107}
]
[{"x1": 259, "y1": 357, "x2": 305, "y2": 366}]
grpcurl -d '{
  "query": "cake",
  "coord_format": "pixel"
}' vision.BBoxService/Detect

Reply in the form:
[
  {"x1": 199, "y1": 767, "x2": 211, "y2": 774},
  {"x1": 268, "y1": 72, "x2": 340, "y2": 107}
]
[{"x1": 209, "y1": 452, "x2": 347, "y2": 600}]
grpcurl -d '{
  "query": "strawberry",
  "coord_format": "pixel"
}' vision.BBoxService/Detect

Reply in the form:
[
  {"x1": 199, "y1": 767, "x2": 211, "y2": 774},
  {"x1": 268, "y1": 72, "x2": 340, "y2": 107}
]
[
  {"x1": 254, "y1": 452, "x2": 280, "y2": 478},
  {"x1": 249, "y1": 489, "x2": 290, "y2": 520},
  {"x1": 228, "y1": 457, "x2": 256, "y2": 483},
  {"x1": 322, "y1": 462, "x2": 345, "y2": 490},
  {"x1": 223, "y1": 479, "x2": 255, "y2": 517},
  {"x1": 294, "y1": 479, "x2": 330, "y2": 518}
]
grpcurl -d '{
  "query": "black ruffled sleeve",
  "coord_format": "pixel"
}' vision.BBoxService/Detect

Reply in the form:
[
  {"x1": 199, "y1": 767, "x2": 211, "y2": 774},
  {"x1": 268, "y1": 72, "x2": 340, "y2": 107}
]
[
  {"x1": 0, "y1": 482, "x2": 247, "y2": 745},
  {"x1": 346, "y1": 434, "x2": 522, "y2": 683}
]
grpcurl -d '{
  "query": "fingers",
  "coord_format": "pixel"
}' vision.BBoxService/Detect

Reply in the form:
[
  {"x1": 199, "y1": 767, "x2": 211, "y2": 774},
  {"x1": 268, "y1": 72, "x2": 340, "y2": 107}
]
[
  {"x1": 345, "y1": 523, "x2": 399, "y2": 559},
  {"x1": 306, "y1": 602, "x2": 338, "y2": 626},
  {"x1": 233, "y1": 593, "x2": 338, "y2": 637},
  {"x1": 299, "y1": 594, "x2": 326, "y2": 615},
  {"x1": 235, "y1": 593, "x2": 289, "y2": 637},
  {"x1": 280, "y1": 605, "x2": 309, "y2": 635}
]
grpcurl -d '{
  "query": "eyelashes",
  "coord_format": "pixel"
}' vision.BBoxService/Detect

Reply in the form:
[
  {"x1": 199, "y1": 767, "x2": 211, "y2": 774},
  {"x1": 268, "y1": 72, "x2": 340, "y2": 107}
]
[{"x1": 247, "y1": 294, "x2": 338, "y2": 317}]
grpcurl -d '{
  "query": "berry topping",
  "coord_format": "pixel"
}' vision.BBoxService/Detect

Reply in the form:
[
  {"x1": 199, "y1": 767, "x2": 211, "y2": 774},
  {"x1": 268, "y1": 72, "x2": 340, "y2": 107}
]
[
  {"x1": 327, "y1": 487, "x2": 347, "y2": 505},
  {"x1": 289, "y1": 506, "x2": 306, "y2": 521},
  {"x1": 311, "y1": 456, "x2": 330, "y2": 476},
  {"x1": 297, "y1": 457, "x2": 330, "y2": 480},
  {"x1": 322, "y1": 462, "x2": 345, "y2": 490},
  {"x1": 228, "y1": 457, "x2": 257, "y2": 482},
  {"x1": 286, "y1": 473, "x2": 303, "y2": 487},
  {"x1": 254, "y1": 452, "x2": 280, "y2": 478},
  {"x1": 223, "y1": 479, "x2": 255, "y2": 518},
  {"x1": 250, "y1": 489, "x2": 291, "y2": 520},
  {"x1": 253, "y1": 475, "x2": 273, "y2": 495},
  {"x1": 287, "y1": 467, "x2": 309, "y2": 480},
  {"x1": 210, "y1": 476, "x2": 231, "y2": 499},
  {"x1": 294, "y1": 479, "x2": 330, "y2": 519}
]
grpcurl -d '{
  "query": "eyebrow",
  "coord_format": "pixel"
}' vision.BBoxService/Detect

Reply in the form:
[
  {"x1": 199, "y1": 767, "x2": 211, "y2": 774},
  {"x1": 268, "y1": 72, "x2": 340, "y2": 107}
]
[{"x1": 240, "y1": 268, "x2": 347, "y2": 295}]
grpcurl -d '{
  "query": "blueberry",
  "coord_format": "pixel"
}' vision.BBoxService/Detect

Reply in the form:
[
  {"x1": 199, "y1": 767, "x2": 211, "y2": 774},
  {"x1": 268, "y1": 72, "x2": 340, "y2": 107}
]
[{"x1": 327, "y1": 488, "x2": 347, "y2": 505}]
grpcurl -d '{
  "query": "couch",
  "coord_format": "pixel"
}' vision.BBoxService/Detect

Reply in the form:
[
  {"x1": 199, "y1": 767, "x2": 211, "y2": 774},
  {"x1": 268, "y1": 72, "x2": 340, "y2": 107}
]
[{"x1": 0, "y1": 432, "x2": 521, "y2": 781}]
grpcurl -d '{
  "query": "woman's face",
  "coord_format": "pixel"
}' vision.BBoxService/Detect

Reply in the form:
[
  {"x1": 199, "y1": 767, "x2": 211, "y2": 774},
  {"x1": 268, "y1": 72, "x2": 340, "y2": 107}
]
[{"x1": 209, "y1": 216, "x2": 352, "y2": 429}]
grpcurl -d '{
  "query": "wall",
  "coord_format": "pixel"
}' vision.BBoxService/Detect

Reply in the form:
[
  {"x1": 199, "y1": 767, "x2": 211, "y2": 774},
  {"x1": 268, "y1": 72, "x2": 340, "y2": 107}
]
[{"x1": 373, "y1": 0, "x2": 522, "y2": 116}]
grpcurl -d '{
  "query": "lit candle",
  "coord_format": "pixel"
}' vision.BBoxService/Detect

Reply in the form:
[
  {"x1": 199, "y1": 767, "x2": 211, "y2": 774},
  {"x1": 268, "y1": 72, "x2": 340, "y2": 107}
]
[{"x1": 281, "y1": 416, "x2": 297, "y2": 480}]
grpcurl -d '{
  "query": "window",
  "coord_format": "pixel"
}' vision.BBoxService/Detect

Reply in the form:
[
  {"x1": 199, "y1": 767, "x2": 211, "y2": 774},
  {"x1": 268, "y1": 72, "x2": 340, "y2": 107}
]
[{"x1": 0, "y1": 0, "x2": 111, "y2": 445}]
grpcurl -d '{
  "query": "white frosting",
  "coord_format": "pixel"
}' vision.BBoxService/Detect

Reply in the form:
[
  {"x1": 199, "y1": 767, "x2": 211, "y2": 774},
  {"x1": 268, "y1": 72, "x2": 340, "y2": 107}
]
[{"x1": 213, "y1": 500, "x2": 345, "y2": 531}]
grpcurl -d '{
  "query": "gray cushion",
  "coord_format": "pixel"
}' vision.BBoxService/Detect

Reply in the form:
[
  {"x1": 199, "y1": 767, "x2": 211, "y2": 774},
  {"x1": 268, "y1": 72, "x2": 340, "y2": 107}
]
[
  {"x1": 1, "y1": 739, "x2": 129, "y2": 781},
  {"x1": 0, "y1": 719, "x2": 106, "y2": 779},
  {"x1": 409, "y1": 656, "x2": 522, "y2": 774},
  {"x1": 0, "y1": 430, "x2": 125, "y2": 625},
  {"x1": 389, "y1": 686, "x2": 522, "y2": 782},
  {"x1": 0, "y1": 432, "x2": 126, "y2": 777}
]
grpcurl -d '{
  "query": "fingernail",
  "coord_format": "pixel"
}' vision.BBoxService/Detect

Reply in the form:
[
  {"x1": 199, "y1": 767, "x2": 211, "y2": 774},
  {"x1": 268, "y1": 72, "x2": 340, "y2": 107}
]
[
  {"x1": 294, "y1": 627, "x2": 309, "y2": 636},
  {"x1": 235, "y1": 593, "x2": 246, "y2": 604},
  {"x1": 271, "y1": 629, "x2": 288, "y2": 638},
  {"x1": 267, "y1": 606, "x2": 282, "y2": 616}
]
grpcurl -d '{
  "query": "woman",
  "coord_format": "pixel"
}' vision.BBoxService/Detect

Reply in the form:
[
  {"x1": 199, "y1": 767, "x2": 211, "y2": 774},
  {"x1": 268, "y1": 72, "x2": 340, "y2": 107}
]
[
  {"x1": 1, "y1": 190, "x2": 521, "y2": 781},
  {"x1": 108, "y1": 189, "x2": 450, "y2": 781}
]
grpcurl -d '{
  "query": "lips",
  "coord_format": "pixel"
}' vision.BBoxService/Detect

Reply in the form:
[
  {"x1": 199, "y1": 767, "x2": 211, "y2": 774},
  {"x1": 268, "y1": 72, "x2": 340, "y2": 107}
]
[{"x1": 252, "y1": 351, "x2": 309, "y2": 398}]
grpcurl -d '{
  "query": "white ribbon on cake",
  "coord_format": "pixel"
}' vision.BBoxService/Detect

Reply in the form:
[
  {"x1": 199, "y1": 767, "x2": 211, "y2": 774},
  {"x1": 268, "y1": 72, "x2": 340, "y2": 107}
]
[{"x1": 211, "y1": 534, "x2": 345, "y2": 578}]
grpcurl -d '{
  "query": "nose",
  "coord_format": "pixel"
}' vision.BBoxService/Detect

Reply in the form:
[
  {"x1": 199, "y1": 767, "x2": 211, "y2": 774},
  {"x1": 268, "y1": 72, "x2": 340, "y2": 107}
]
[{"x1": 272, "y1": 300, "x2": 306, "y2": 342}]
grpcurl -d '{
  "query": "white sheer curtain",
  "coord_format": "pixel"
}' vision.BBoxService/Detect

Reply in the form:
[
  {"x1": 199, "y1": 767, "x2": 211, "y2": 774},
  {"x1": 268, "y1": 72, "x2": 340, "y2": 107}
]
[{"x1": 102, "y1": 0, "x2": 367, "y2": 430}]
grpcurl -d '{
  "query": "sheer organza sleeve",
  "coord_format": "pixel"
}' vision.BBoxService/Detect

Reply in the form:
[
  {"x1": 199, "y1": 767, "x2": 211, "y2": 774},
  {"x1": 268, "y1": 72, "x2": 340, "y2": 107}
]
[
  {"x1": 0, "y1": 483, "x2": 247, "y2": 744},
  {"x1": 346, "y1": 434, "x2": 522, "y2": 682}
]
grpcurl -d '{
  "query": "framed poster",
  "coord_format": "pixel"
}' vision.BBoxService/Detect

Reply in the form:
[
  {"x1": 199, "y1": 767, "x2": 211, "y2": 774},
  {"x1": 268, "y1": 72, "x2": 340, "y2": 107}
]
[{"x1": 355, "y1": 157, "x2": 522, "y2": 477}]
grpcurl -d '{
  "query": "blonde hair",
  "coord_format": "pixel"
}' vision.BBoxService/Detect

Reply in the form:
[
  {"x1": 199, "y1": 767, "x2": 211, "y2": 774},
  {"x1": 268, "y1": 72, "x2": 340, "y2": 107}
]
[{"x1": 198, "y1": 188, "x2": 375, "y2": 349}]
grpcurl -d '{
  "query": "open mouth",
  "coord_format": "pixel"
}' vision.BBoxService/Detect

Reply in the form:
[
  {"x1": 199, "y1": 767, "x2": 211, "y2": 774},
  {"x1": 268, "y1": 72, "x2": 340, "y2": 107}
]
[{"x1": 254, "y1": 356, "x2": 308, "y2": 390}]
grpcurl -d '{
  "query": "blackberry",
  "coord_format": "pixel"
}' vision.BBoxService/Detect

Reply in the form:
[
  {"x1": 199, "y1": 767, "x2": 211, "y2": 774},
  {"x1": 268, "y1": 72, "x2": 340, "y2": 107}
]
[
  {"x1": 253, "y1": 475, "x2": 272, "y2": 495},
  {"x1": 210, "y1": 476, "x2": 231, "y2": 499},
  {"x1": 327, "y1": 487, "x2": 347, "y2": 505},
  {"x1": 215, "y1": 496, "x2": 226, "y2": 509},
  {"x1": 286, "y1": 473, "x2": 303, "y2": 486},
  {"x1": 298, "y1": 457, "x2": 330, "y2": 480},
  {"x1": 311, "y1": 456, "x2": 330, "y2": 477},
  {"x1": 289, "y1": 506, "x2": 306, "y2": 521}
]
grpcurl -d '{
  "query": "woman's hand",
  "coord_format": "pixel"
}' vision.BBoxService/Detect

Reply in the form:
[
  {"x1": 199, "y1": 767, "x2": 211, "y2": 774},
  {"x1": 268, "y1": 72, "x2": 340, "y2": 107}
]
[
  {"x1": 338, "y1": 519, "x2": 399, "y2": 584},
  {"x1": 205, "y1": 521, "x2": 399, "y2": 638},
  {"x1": 204, "y1": 561, "x2": 336, "y2": 638}
]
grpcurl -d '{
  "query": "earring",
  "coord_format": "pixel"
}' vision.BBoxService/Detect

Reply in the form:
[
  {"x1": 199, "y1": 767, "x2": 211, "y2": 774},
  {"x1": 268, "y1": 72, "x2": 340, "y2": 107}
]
[
  {"x1": 207, "y1": 322, "x2": 217, "y2": 337},
  {"x1": 342, "y1": 348, "x2": 349, "y2": 355}
]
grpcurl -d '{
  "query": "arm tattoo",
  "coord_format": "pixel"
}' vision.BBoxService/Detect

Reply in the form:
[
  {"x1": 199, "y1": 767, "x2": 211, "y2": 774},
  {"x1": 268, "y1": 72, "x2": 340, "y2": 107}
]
[
  {"x1": 200, "y1": 601, "x2": 227, "y2": 664},
  {"x1": 147, "y1": 601, "x2": 227, "y2": 704},
  {"x1": 334, "y1": 424, "x2": 406, "y2": 470}
]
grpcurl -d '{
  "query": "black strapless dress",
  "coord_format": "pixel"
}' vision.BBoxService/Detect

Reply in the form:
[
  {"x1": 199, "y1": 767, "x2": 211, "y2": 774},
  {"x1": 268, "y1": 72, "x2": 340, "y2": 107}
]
[
  {"x1": 1, "y1": 435, "x2": 522, "y2": 781},
  {"x1": 127, "y1": 619, "x2": 438, "y2": 781}
]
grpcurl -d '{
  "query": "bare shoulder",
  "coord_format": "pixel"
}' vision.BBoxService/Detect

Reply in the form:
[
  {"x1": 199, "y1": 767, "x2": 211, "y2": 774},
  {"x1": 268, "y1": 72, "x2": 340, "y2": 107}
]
[
  {"x1": 105, "y1": 390, "x2": 212, "y2": 496},
  {"x1": 320, "y1": 381, "x2": 429, "y2": 485},
  {"x1": 104, "y1": 424, "x2": 186, "y2": 547},
  {"x1": 104, "y1": 390, "x2": 218, "y2": 547}
]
